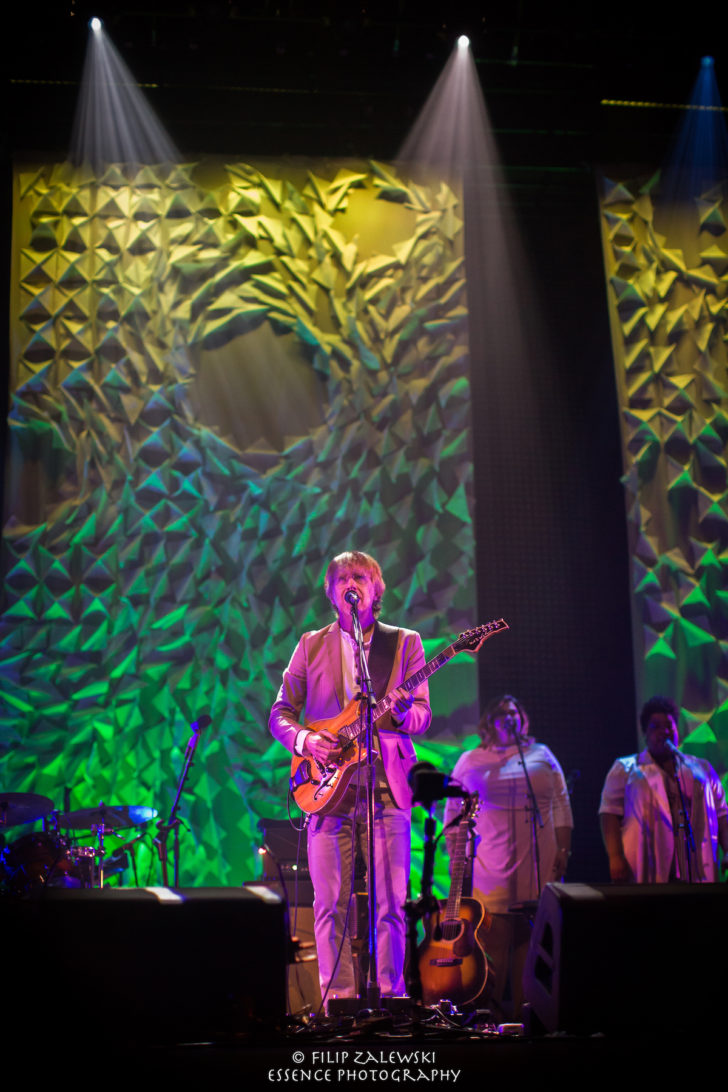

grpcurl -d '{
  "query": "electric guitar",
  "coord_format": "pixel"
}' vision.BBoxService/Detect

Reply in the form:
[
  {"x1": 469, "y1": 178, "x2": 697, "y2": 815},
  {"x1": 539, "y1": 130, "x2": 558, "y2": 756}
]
[
  {"x1": 289, "y1": 618, "x2": 509, "y2": 815},
  {"x1": 418, "y1": 794, "x2": 490, "y2": 1006}
]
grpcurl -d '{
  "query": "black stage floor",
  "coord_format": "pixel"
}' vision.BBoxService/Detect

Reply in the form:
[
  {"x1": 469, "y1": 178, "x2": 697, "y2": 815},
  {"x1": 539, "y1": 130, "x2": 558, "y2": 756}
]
[{"x1": 78, "y1": 1032, "x2": 691, "y2": 1084}]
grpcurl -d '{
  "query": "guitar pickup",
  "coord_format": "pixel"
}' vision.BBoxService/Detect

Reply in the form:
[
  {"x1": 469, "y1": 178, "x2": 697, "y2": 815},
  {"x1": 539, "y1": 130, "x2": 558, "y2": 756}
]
[
  {"x1": 290, "y1": 761, "x2": 320, "y2": 792},
  {"x1": 429, "y1": 958, "x2": 463, "y2": 967}
]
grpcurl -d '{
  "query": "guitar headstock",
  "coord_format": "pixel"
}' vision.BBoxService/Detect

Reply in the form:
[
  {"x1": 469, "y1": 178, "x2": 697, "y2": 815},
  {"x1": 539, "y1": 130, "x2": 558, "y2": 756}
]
[
  {"x1": 464, "y1": 791, "x2": 480, "y2": 823},
  {"x1": 455, "y1": 791, "x2": 480, "y2": 826},
  {"x1": 453, "y1": 618, "x2": 509, "y2": 655}
]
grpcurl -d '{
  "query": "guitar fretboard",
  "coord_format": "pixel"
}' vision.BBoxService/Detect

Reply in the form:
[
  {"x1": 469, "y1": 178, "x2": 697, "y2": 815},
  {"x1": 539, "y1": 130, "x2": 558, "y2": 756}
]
[
  {"x1": 443, "y1": 797, "x2": 478, "y2": 930},
  {"x1": 336, "y1": 619, "x2": 507, "y2": 748},
  {"x1": 339, "y1": 646, "x2": 456, "y2": 746}
]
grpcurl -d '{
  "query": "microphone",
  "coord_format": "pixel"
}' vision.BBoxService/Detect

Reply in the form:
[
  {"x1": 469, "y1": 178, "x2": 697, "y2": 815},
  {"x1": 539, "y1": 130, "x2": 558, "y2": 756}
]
[
  {"x1": 408, "y1": 761, "x2": 471, "y2": 808},
  {"x1": 344, "y1": 590, "x2": 360, "y2": 607},
  {"x1": 664, "y1": 739, "x2": 682, "y2": 764},
  {"x1": 191, "y1": 714, "x2": 212, "y2": 733}
]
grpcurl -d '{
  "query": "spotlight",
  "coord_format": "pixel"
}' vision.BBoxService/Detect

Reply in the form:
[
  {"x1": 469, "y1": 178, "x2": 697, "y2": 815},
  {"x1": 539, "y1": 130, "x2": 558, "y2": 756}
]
[
  {"x1": 457, "y1": 35, "x2": 470, "y2": 50},
  {"x1": 701, "y1": 56, "x2": 714, "y2": 68},
  {"x1": 90, "y1": 17, "x2": 102, "y2": 32}
]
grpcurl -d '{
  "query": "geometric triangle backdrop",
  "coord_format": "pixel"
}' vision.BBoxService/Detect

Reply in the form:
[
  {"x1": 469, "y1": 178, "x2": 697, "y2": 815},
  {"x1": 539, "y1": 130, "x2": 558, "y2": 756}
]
[
  {"x1": 3, "y1": 158, "x2": 477, "y2": 887},
  {"x1": 600, "y1": 173, "x2": 728, "y2": 782}
]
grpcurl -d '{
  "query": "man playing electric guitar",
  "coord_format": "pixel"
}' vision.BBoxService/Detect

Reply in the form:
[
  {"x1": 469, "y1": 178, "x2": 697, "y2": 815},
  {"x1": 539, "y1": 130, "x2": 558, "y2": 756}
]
[{"x1": 269, "y1": 550, "x2": 431, "y2": 1003}]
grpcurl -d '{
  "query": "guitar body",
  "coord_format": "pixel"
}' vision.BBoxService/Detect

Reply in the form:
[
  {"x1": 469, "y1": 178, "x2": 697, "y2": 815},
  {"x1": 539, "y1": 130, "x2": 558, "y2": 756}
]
[
  {"x1": 417, "y1": 897, "x2": 489, "y2": 1006},
  {"x1": 289, "y1": 699, "x2": 378, "y2": 816}
]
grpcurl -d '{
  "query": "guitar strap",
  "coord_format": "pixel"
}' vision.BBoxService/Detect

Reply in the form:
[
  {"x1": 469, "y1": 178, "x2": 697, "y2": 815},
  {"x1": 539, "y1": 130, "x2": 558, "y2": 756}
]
[{"x1": 367, "y1": 621, "x2": 400, "y2": 702}]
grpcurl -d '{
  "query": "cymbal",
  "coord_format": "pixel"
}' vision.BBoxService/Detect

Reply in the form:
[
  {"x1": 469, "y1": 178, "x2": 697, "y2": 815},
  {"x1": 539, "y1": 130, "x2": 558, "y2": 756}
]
[
  {"x1": 0, "y1": 792, "x2": 54, "y2": 828},
  {"x1": 60, "y1": 805, "x2": 158, "y2": 831}
]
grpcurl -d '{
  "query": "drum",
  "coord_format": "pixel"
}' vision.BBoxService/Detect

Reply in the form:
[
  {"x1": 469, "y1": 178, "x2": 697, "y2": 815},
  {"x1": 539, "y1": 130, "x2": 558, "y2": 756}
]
[
  {"x1": 0, "y1": 832, "x2": 94, "y2": 894},
  {"x1": 68, "y1": 846, "x2": 97, "y2": 888}
]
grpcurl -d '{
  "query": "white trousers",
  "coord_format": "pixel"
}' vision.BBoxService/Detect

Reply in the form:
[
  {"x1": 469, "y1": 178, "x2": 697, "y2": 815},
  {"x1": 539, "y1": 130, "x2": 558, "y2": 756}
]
[{"x1": 307, "y1": 795, "x2": 410, "y2": 1001}]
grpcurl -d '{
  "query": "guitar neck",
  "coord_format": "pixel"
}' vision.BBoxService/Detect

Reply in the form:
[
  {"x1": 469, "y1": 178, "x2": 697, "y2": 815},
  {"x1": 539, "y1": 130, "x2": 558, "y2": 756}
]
[
  {"x1": 374, "y1": 645, "x2": 457, "y2": 719},
  {"x1": 339, "y1": 644, "x2": 458, "y2": 746},
  {"x1": 444, "y1": 809, "x2": 473, "y2": 921},
  {"x1": 336, "y1": 619, "x2": 507, "y2": 748}
]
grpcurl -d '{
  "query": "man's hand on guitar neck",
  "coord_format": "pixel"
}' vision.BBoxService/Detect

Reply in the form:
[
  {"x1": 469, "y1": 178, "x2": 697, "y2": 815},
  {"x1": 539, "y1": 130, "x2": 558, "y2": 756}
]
[
  {"x1": 303, "y1": 729, "x2": 341, "y2": 764},
  {"x1": 390, "y1": 685, "x2": 415, "y2": 727}
]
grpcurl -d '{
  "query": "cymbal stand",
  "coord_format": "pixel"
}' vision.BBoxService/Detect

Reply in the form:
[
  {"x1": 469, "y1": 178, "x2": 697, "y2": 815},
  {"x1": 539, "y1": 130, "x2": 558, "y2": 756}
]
[
  {"x1": 90, "y1": 802, "x2": 110, "y2": 888},
  {"x1": 114, "y1": 831, "x2": 145, "y2": 886}
]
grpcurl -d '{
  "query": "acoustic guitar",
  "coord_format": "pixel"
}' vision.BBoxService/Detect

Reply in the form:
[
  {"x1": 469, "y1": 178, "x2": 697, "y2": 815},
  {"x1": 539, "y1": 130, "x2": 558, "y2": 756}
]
[
  {"x1": 289, "y1": 619, "x2": 509, "y2": 815},
  {"x1": 418, "y1": 794, "x2": 490, "y2": 1006}
]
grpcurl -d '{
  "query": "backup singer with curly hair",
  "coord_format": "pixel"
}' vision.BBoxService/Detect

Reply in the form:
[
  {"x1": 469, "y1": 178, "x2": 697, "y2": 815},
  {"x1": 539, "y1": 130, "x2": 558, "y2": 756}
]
[{"x1": 600, "y1": 695, "x2": 728, "y2": 883}]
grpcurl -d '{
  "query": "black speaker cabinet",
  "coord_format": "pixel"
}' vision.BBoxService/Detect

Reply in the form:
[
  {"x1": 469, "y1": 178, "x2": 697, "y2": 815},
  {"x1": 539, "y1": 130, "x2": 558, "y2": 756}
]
[
  {"x1": 287, "y1": 904, "x2": 322, "y2": 1012},
  {"x1": 523, "y1": 882, "x2": 728, "y2": 1035},
  {"x1": 242, "y1": 882, "x2": 374, "y2": 1014},
  {"x1": 257, "y1": 817, "x2": 315, "y2": 905},
  {"x1": 243, "y1": 880, "x2": 322, "y2": 1013},
  {"x1": 3, "y1": 885, "x2": 287, "y2": 1046}
]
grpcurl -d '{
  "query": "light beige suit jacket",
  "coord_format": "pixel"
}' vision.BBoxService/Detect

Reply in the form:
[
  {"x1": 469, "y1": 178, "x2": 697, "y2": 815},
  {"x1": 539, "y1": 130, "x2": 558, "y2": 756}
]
[{"x1": 269, "y1": 619, "x2": 431, "y2": 808}]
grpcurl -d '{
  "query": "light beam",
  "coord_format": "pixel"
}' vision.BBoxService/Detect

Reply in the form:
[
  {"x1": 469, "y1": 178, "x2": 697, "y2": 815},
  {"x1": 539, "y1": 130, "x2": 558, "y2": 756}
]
[
  {"x1": 397, "y1": 35, "x2": 556, "y2": 519},
  {"x1": 71, "y1": 20, "x2": 178, "y2": 169},
  {"x1": 660, "y1": 57, "x2": 728, "y2": 208}
]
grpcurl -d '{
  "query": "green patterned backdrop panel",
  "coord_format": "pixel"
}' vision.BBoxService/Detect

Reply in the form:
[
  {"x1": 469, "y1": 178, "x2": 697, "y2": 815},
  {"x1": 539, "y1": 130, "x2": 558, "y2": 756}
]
[
  {"x1": 600, "y1": 175, "x2": 728, "y2": 777},
  {"x1": 3, "y1": 159, "x2": 477, "y2": 888}
]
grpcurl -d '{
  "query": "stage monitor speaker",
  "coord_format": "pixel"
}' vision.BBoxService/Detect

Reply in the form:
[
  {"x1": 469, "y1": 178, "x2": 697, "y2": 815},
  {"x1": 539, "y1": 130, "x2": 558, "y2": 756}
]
[
  {"x1": 3, "y1": 885, "x2": 287, "y2": 1046},
  {"x1": 523, "y1": 882, "x2": 728, "y2": 1035}
]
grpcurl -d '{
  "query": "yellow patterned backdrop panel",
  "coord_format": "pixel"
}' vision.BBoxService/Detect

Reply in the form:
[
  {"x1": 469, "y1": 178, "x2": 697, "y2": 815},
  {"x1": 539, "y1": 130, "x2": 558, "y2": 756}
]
[{"x1": 600, "y1": 175, "x2": 728, "y2": 773}]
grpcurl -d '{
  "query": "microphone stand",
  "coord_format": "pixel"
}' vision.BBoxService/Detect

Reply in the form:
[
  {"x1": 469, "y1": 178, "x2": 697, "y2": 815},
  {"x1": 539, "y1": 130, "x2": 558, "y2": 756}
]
[
  {"x1": 512, "y1": 726, "x2": 544, "y2": 896},
  {"x1": 404, "y1": 776, "x2": 472, "y2": 1005},
  {"x1": 155, "y1": 714, "x2": 210, "y2": 887},
  {"x1": 403, "y1": 805, "x2": 439, "y2": 1005},
  {"x1": 670, "y1": 750, "x2": 696, "y2": 882},
  {"x1": 349, "y1": 598, "x2": 380, "y2": 1009}
]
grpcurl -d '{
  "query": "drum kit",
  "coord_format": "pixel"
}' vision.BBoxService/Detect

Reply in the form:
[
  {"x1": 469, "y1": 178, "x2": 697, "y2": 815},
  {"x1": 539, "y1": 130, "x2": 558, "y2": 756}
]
[
  {"x1": 2, "y1": 717, "x2": 210, "y2": 896},
  {"x1": 0, "y1": 792, "x2": 158, "y2": 895}
]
